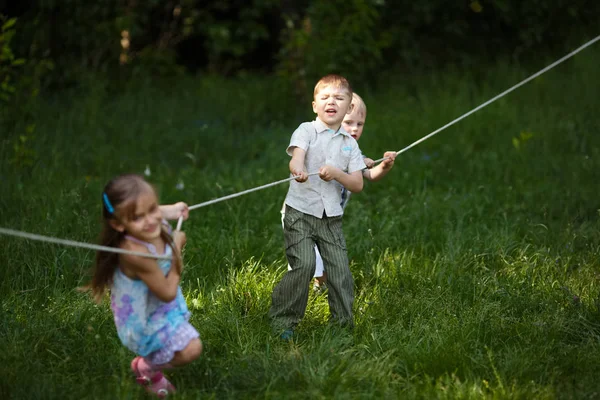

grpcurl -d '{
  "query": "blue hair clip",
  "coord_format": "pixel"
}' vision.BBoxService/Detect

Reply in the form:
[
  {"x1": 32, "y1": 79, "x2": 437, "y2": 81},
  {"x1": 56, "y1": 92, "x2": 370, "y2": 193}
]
[{"x1": 102, "y1": 192, "x2": 115, "y2": 214}]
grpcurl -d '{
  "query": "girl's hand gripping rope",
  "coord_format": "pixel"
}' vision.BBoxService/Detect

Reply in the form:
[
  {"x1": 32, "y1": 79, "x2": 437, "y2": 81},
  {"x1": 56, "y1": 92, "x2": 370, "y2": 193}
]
[{"x1": 161, "y1": 202, "x2": 189, "y2": 221}]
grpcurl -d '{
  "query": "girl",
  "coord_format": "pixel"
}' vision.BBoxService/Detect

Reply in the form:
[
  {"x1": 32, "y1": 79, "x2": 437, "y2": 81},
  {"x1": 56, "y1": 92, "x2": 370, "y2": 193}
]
[{"x1": 85, "y1": 174, "x2": 202, "y2": 397}]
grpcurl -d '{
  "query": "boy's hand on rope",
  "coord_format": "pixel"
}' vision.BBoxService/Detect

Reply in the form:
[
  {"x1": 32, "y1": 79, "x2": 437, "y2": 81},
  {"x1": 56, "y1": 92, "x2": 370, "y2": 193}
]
[
  {"x1": 364, "y1": 158, "x2": 375, "y2": 169},
  {"x1": 380, "y1": 152, "x2": 397, "y2": 169},
  {"x1": 318, "y1": 165, "x2": 341, "y2": 182},
  {"x1": 290, "y1": 166, "x2": 308, "y2": 182},
  {"x1": 289, "y1": 148, "x2": 309, "y2": 182}
]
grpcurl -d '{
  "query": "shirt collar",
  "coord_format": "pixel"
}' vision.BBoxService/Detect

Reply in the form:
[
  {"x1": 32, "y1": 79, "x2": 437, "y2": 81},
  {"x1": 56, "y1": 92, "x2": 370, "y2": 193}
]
[{"x1": 314, "y1": 118, "x2": 351, "y2": 138}]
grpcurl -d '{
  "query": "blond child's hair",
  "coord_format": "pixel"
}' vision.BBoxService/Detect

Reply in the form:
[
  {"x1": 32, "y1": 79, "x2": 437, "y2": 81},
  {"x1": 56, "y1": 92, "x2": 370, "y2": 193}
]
[
  {"x1": 351, "y1": 92, "x2": 367, "y2": 118},
  {"x1": 313, "y1": 74, "x2": 353, "y2": 98}
]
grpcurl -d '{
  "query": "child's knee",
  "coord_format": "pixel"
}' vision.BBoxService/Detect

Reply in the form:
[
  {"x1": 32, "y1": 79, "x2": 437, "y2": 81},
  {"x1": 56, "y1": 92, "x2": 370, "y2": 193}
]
[
  {"x1": 187, "y1": 338, "x2": 203, "y2": 361},
  {"x1": 179, "y1": 338, "x2": 202, "y2": 363}
]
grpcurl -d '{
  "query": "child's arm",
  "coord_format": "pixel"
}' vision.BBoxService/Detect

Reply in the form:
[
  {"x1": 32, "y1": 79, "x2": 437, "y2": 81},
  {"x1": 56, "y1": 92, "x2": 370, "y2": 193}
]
[
  {"x1": 363, "y1": 151, "x2": 396, "y2": 182},
  {"x1": 160, "y1": 202, "x2": 189, "y2": 221},
  {"x1": 172, "y1": 230, "x2": 186, "y2": 253},
  {"x1": 319, "y1": 167, "x2": 364, "y2": 193},
  {"x1": 364, "y1": 157, "x2": 375, "y2": 169},
  {"x1": 121, "y1": 255, "x2": 181, "y2": 302},
  {"x1": 289, "y1": 147, "x2": 308, "y2": 182},
  {"x1": 120, "y1": 234, "x2": 185, "y2": 302}
]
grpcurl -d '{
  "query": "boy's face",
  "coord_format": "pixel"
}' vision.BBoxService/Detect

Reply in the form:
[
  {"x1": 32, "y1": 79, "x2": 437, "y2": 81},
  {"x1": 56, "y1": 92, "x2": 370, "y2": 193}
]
[
  {"x1": 342, "y1": 106, "x2": 366, "y2": 141},
  {"x1": 312, "y1": 85, "x2": 352, "y2": 130}
]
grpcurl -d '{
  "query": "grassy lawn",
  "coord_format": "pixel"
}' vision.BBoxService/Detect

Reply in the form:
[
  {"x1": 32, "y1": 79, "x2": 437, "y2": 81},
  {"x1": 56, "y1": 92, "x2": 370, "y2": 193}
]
[{"x1": 1, "y1": 49, "x2": 599, "y2": 399}]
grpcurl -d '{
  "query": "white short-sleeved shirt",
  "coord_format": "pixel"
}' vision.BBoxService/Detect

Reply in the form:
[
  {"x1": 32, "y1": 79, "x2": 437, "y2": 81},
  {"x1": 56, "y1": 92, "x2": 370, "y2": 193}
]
[{"x1": 284, "y1": 118, "x2": 366, "y2": 218}]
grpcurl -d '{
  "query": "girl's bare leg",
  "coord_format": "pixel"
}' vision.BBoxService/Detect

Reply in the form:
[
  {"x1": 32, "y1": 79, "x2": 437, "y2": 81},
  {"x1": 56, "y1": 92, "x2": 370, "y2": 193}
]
[{"x1": 169, "y1": 338, "x2": 203, "y2": 367}]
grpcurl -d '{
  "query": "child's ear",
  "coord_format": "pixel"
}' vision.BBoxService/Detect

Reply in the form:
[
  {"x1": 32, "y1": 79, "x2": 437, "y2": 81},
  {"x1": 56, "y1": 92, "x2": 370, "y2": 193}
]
[
  {"x1": 312, "y1": 100, "x2": 317, "y2": 114},
  {"x1": 109, "y1": 218, "x2": 126, "y2": 232}
]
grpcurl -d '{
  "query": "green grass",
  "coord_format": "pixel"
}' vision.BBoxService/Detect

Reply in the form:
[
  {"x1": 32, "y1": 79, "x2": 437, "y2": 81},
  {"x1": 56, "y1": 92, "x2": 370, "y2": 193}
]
[{"x1": 1, "y1": 47, "x2": 600, "y2": 399}]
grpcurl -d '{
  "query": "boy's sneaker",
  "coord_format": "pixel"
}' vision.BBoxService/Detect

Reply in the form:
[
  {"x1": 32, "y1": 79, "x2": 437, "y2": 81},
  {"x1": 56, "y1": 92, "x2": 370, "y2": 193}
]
[
  {"x1": 131, "y1": 356, "x2": 176, "y2": 398},
  {"x1": 280, "y1": 329, "x2": 294, "y2": 341}
]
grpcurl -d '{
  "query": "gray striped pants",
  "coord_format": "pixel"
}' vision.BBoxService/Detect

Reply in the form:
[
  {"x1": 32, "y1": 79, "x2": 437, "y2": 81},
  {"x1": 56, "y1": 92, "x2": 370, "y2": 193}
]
[{"x1": 269, "y1": 205, "x2": 354, "y2": 331}]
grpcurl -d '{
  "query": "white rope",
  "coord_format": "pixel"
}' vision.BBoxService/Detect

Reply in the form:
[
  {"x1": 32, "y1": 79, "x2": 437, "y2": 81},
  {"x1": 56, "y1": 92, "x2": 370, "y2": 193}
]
[
  {"x1": 188, "y1": 173, "x2": 318, "y2": 211},
  {"x1": 372, "y1": 34, "x2": 600, "y2": 164},
  {"x1": 0, "y1": 227, "x2": 172, "y2": 260},
  {"x1": 188, "y1": 34, "x2": 600, "y2": 209}
]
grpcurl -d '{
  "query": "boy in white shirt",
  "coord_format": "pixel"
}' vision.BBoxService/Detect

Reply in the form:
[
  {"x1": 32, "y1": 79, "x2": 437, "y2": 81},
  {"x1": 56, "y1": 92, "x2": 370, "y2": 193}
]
[
  {"x1": 280, "y1": 93, "x2": 397, "y2": 293},
  {"x1": 269, "y1": 75, "x2": 364, "y2": 339}
]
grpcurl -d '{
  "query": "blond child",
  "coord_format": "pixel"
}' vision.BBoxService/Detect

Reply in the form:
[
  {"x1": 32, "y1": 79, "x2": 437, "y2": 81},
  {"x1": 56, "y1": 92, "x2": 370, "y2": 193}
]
[{"x1": 311, "y1": 93, "x2": 397, "y2": 288}]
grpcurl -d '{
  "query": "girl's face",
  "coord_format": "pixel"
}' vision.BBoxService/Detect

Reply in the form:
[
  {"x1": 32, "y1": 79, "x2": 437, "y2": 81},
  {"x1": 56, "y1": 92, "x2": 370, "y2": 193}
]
[
  {"x1": 113, "y1": 191, "x2": 163, "y2": 242},
  {"x1": 342, "y1": 106, "x2": 366, "y2": 141},
  {"x1": 312, "y1": 85, "x2": 352, "y2": 130}
]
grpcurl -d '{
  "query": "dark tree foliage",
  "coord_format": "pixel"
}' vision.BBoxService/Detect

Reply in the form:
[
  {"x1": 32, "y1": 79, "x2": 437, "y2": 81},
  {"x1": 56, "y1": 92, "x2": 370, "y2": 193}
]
[{"x1": 0, "y1": 0, "x2": 598, "y2": 91}]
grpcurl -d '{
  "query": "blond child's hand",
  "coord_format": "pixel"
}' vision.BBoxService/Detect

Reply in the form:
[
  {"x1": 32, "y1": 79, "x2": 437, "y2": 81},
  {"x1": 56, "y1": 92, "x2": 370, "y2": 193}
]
[
  {"x1": 318, "y1": 165, "x2": 341, "y2": 182},
  {"x1": 364, "y1": 157, "x2": 375, "y2": 169},
  {"x1": 381, "y1": 151, "x2": 397, "y2": 169}
]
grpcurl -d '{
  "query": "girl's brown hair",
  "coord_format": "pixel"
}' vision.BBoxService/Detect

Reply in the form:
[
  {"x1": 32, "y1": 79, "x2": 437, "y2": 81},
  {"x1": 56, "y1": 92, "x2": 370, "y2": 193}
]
[{"x1": 84, "y1": 174, "x2": 182, "y2": 302}]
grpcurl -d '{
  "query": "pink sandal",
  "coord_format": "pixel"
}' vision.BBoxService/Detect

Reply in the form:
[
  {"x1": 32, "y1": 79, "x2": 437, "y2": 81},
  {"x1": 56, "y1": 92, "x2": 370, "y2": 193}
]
[{"x1": 131, "y1": 356, "x2": 176, "y2": 397}]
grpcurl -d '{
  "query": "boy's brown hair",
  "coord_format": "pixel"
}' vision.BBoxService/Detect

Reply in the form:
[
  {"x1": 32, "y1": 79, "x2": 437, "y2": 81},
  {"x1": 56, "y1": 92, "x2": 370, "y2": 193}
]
[{"x1": 313, "y1": 74, "x2": 353, "y2": 98}]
